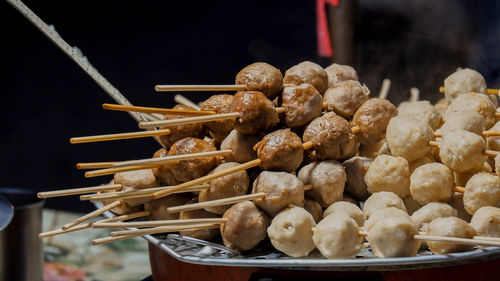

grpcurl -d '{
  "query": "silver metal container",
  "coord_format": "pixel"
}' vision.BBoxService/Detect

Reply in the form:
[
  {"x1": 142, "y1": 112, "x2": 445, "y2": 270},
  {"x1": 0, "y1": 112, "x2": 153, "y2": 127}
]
[{"x1": 0, "y1": 188, "x2": 45, "y2": 281}]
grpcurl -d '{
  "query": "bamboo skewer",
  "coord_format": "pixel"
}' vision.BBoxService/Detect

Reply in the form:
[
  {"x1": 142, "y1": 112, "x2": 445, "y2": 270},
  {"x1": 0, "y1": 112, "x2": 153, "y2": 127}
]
[
  {"x1": 110, "y1": 223, "x2": 222, "y2": 237},
  {"x1": 92, "y1": 234, "x2": 140, "y2": 246},
  {"x1": 358, "y1": 231, "x2": 500, "y2": 247},
  {"x1": 70, "y1": 129, "x2": 171, "y2": 144},
  {"x1": 378, "y1": 79, "x2": 391, "y2": 100},
  {"x1": 37, "y1": 184, "x2": 122, "y2": 198},
  {"x1": 155, "y1": 84, "x2": 295, "y2": 92},
  {"x1": 410, "y1": 87, "x2": 420, "y2": 102},
  {"x1": 76, "y1": 162, "x2": 118, "y2": 169},
  {"x1": 93, "y1": 218, "x2": 228, "y2": 229},
  {"x1": 167, "y1": 193, "x2": 266, "y2": 214},
  {"x1": 85, "y1": 164, "x2": 161, "y2": 178},
  {"x1": 452, "y1": 186, "x2": 466, "y2": 193},
  {"x1": 439, "y1": 86, "x2": 499, "y2": 95},
  {"x1": 61, "y1": 200, "x2": 122, "y2": 230},
  {"x1": 434, "y1": 130, "x2": 500, "y2": 137},
  {"x1": 174, "y1": 95, "x2": 201, "y2": 110},
  {"x1": 102, "y1": 103, "x2": 215, "y2": 116},
  {"x1": 428, "y1": 141, "x2": 498, "y2": 157},
  {"x1": 100, "y1": 211, "x2": 151, "y2": 223}
]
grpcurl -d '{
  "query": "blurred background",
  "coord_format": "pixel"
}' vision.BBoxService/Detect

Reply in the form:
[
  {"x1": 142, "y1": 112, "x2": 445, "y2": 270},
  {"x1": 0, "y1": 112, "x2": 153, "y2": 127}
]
[{"x1": 1, "y1": 0, "x2": 499, "y2": 212}]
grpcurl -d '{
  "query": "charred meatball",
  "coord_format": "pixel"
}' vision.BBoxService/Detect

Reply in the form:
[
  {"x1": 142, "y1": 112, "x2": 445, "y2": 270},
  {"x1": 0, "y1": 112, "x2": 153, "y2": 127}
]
[
  {"x1": 159, "y1": 104, "x2": 208, "y2": 148},
  {"x1": 235, "y1": 62, "x2": 284, "y2": 99},
  {"x1": 254, "y1": 129, "x2": 304, "y2": 172},
  {"x1": 152, "y1": 148, "x2": 182, "y2": 186},
  {"x1": 280, "y1": 83, "x2": 323, "y2": 128},
  {"x1": 200, "y1": 94, "x2": 234, "y2": 143},
  {"x1": 353, "y1": 98, "x2": 398, "y2": 145},
  {"x1": 230, "y1": 91, "x2": 279, "y2": 135}
]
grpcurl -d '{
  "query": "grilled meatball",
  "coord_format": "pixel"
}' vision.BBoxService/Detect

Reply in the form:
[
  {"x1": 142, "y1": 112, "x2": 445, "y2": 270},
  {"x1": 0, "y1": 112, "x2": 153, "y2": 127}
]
[
  {"x1": 445, "y1": 92, "x2": 496, "y2": 129},
  {"x1": 365, "y1": 155, "x2": 411, "y2": 198},
  {"x1": 363, "y1": 191, "x2": 407, "y2": 219},
  {"x1": 365, "y1": 207, "x2": 411, "y2": 231},
  {"x1": 386, "y1": 115, "x2": 433, "y2": 163},
  {"x1": 220, "y1": 129, "x2": 258, "y2": 163},
  {"x1": 221, "y1": 201, "x2": 270, "y2": 251},
  {"x1": 470, "y1": 206, "x2": 500, "y2": 239},
  {"x1": 304, "y1": 198, "x2": 323, "y2": 223},
  {"x1": 325, "y1": 63, "x2": 358, "y2": 87},
  {"x1": 439, "y1": 130, "x2": 488, "y2": 173},
  {"x1": 280, "y1": 83, "x2": 323, "y2": 128},
  {"x1": 410, "y1": 163, "x2": 454, "y2": 205},
  {"x1": 398, "y1": 101, "x2": 442, "y2": 130},
  {"x1": 367, "y1": 216, "x2": 420, "y2": 258},
  {"x1": 230, "y1": 91, "x2": 279, "y2": 135},
  {"x1": 444, "y1": 68, "x2": 487, "y2": 102},
  {"x1": 411, "y1": 202, "x2": 457, "y2": 234},
  {"x1": 179, "y1": 198, "x2": 221, "y2": 240},
  {"x1": 159, "y1": 104, "x2": 208, "y2": 148},
  {"x1": 343, "y1": 156, "x2": 372, "y2": 201},
  {"x1": 254, "y1": 129, "x2": 303, "y2": 172},
  {"x1": 323, "y1": 201, "x2": 364, "y2": 227},
  {"x1": 284, "y1": 61, "x2": 329, "y2": 94},
  {"x1": 145, "y1": 193, "x2": 192, "y2": 220},
  {"x1": 323, "y1": 80, "x2": 370, "y2": 118},
  {"x1": 426, "y1": 217, "x2": 476, "y2": 254},
  {"x1": 353, "y1": 98, "x2": 398, "y2": 145},
  {"x1": 113, "y1": 169, "x2": 159, "y2": 207},
  {"x1": 440, "y1": 111, "x2": 485, "y2": 136},
  {"x1": 252, "y1": 171, "x2": 305, "y2": 217},
  {"x1": 313, "y1": 213, "x2": 363, "y2": 259},
  {"x1": 200, "y1": 94, "x2": 234, "y2": 143},
  {"x1": 298, "y1": 160, "x2": 345, "y2": 207},
  {"x1": 164, "y1": 137, "x2": 219, "y2": 183},
  {"x1": 152, "y1": 148, "x2": 181, "y2": 186},
  {"x1": 235, "y1": 62, "x2": 284, "y2": 99},
  {"x1": 303, "y1": 112, "x2": 357, "y2": 160},
  {"x1": 267, "y1": 206, "x2": 316, "y2": 257},
  {"x1": 464, "y1": 172, "x2": 500, "y2": 215},
  {"x1": 198, "y1": 162, "x2": 250, "y2": 214}
]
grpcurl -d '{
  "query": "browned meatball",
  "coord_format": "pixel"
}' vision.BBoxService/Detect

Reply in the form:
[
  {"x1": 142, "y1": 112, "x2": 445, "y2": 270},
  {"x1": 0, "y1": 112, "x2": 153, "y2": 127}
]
[
  {"x1": 159, "y1": 104, "x2": 208, "y2": 148},
  {"x1": 145, "y1": 193, "x2": 192, "y2": 220},
  {"x1": 254, "y1": 129, "x2": 304, "y2": 172},
  {"x1": 280, "y1": 83, "x2": 323, "y2": 128},
  {"x1": 325, "y1": 63, "x2": 358, "y2": 87},
  {"x1": 221, "y1": 201, "x2": 270, "y2": 251},
  {"x1": 304, "y1": 198, "x2": 323, "y2": 223},
  {"x1": 198, "y1": 162, "x2": 250, "y2": 214},
  {"x1": 230, "y1": 91, "x2": 279, "y2": 135},
  {"x1": 353, "y1": 98, "x2": 398, "y2": 145},
  {"x1": 284, "y1": 61, "x2": 329, "y2": 94},
  {"x1": 164, "y1": 137, "x2": 220, "y2": 183},
  {"x1": 343, "y1": 156, "x2": 372, "y2": 201},
  {"x1": 303, "y1": 112, "x2": 357, "y2": 160},
  {"x1": 323, "y1": 80, "x2": 370, "y2": 118},
  {"x1": 200, "y1": 94, "x2": 234, "y2": 143},
  {"x1": 235, "y1": 62, "x2": 284, "y2": 99},
  {"x1": 179, "y1": 198, "x2": 221, "y2": 240},
  {"x1": 152, "y1": 148, "x2": 182, "y2": 186},
  {"x1": 220, "y1": 129, "x2": 258, "y2": 163}
]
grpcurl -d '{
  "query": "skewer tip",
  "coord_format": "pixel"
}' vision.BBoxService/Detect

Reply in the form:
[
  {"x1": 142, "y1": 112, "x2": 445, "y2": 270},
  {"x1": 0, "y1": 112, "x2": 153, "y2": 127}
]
[{"x1": 154, "y1": 85, "x2": 161, "y2": 92}]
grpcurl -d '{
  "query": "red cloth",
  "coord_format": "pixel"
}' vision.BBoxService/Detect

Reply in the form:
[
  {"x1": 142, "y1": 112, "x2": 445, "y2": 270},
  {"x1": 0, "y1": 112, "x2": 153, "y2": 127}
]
[{"x1": 316, "y1": 0, "x2": 339, "y2": 57}]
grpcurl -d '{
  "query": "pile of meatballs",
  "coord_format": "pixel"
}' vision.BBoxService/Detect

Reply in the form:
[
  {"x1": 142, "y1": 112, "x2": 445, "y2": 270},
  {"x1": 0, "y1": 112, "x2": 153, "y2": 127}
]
[{"x1": 106, "y1": 62, "x2": 500, "y2": 259}]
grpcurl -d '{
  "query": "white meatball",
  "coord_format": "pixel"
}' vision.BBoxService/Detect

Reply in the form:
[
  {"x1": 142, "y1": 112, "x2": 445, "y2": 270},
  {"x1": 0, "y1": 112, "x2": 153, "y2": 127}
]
[
  {"x1": 312, "y1": 214, "x2": 363, "y2": 258},
  {"x1": 323, "y1": 201, "x2": 364, "y2": 226},
  {"x1": 367, "y1": 216, "x2": 420, "y2": 258},
  {"x1": 470, "y1": 206, "x2": 500, "y2": 238},
  {"x1": 325, "y1": 63, "x2": 358, "y2": 87},
  {"x1": 426, "y1": 217, "x2": 476, "y2": 254},
  {"x1": 298, "y1": 160, "x2": 345, "y2": 207},
  {"x1": 445, "y1": 92, "x2": 496, "y2": 129},
  {"x1": 441, "y1": 111, "x2": 485, "y2": 136},
  {"x1": 408, "y1": 155, "x2": 434, "y2": 173},
  {"x1": 410, "y1": 163, "x2": 454, "y2": 205},
  {"x1": 444, "y1": 68, "x2": 487, "y2": 102},
  {"x1": 268, "y1": 206, "x2": 316, "y2": 257},
  {"x1": 365, "y1": 207, "x2": 411, "y2": 231},
  {"x1": 252, "y1": 171, "x2": 305, "y2": 217},
  {"x1": 364, "y1": 155, "x2": 410, "y2": 197},
  {"x1": 398, "y1": 101, "x2": 442, "y2": 130},
  {"x1": 464, "y1": 172, "x2": 500, "y2": 215},
  {"x1": 220, "y1": 129, "x2": 258, "y2": 163},
  {"x1": 386, "y1": 115, "x2": 433, "y2": 162},
  {"x1": 411, "y1": 202, "x2": 457, "y2": 233},
  {"x1": 343, "y1": 156, "x2": 372, "y2": 201},
  {"x1": 363, "y1": 191, "x2": 407, "y2": 219},
  {"x1": 454, "y1": 161, "x2": 492, "y2": 186},
  {"x1": 323, "y1": 80, "x2": 369, "y2": 118},
  {"x1": 434, "y1": 98, "x2": 448, "y2": 117},
  {"x1": 439, "y1": 130, "x2": 488, "y2": 173}
]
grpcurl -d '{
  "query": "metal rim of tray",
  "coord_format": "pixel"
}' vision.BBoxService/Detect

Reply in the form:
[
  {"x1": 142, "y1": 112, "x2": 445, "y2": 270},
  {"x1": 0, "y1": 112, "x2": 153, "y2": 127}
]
[{"x1": 95, "y1": 202, "x2": 500, "y2": 271}]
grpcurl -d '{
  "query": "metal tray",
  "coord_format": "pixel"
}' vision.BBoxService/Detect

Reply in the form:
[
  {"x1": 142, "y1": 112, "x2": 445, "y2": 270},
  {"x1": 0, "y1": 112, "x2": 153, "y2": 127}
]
[{"x1": 96, "y1": 202, "x2": 500, "y2": 270}]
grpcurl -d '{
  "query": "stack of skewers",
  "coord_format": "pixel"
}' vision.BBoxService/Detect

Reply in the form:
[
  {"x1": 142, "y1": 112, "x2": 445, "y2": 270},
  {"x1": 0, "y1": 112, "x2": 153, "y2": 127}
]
[{"x1": 38, "y1": 61, "x2": 500, "y2": 259}]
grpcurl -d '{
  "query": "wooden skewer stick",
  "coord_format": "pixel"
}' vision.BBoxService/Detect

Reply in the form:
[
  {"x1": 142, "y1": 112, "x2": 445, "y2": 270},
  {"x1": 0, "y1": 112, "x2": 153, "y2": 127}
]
[
  {"x1": 76, "y1": 162, "x2": 118, "y2": 169},
  {"x1": 428, "y1": 141, "x2": 498, "y2": 157},
  {"x1": 39, "y1": 210, "x2": 150, "y2": 238},
  {"x1": 110, "y1": 223, "x2": 221, "y2": 237},
  {"x1": 37, "y1": 184, "x2": 122, "y2": 198},
  {"x1": 452, "y1": 186, "x2": 465, "y2": 193},
  {"x1": 155, "y1": 84, "x2": 295, "y2": 92},
  {"x1": 61, "y1": 200, "x2": 122, "y2": 230},
  {"x1": 351, "y1": 125, "x2": 361, "y2": 134},
  {"x1": 111, "y1": 149, "x2": 233, "y2": 168},
  {"x1": 174, "y1": 94, "x2": 201, "y2": 110},
  {"x1": 70, "y1": 129, "x2": 171, "y2": 144},
  {"x1": 92, "y1": 234, "x2": 140, "y2": 246},
  {"x1": 303, "y1": 184, "x2": 312, "y2": 191},
  {"x1": 439, "y1": 86, "x2": 499, "y2": 95},
  {"x1": 85, "y1": 164, "x2": 160, "y2": 178},
  {"x1": 378, "y1": 79, "x2": 391, "y2": 100},
  {"x1": 473, "y1": 236, "x2": 500, "y2": 242},
  {"x1": 102, "y1": 103, "x2": 215, "y2": 116},
  {"x1": 93, "y1": 218, "x2": 228, "y2": 229},
  {"x1": 410, "y1": 87, "x2": 420, "y2": 102},
  {"x1": 82, "y1": 184, "x2": 210, "y2": 202},
  {"x1": 434, "y1": 130, "x2": 500, "y2": 137},
  {"x1": 167, "y1": 193, "x2": 266, "y2": 214},
  {"x1": 358, "y1": 231, "x2": 500, "y2": 247}
]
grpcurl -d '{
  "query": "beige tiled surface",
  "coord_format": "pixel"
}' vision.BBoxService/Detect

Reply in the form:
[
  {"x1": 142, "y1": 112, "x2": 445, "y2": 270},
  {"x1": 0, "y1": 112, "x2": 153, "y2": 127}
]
[{"x1": 42, "y1": 209, "x2": 151, "y2": 281}]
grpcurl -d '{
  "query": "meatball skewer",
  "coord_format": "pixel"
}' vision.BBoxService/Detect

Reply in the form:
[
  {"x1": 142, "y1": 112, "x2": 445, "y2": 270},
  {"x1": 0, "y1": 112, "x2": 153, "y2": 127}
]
[{"x1": 439, "y1": 86, "x2": 499, "y2": 95}]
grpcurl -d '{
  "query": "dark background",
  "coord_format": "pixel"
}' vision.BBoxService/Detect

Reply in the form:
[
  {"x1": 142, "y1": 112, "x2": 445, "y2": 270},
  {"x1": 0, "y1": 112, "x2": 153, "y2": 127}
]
[{"x1": 1, "y1": 0, "x2": 499, "y2": 212}]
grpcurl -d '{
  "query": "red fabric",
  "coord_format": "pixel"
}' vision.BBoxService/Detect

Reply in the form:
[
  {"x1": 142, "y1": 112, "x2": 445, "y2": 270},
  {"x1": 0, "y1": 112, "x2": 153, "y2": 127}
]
[{"x1": 316, "y1": 0, "x2": 339, "y2": 57}]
